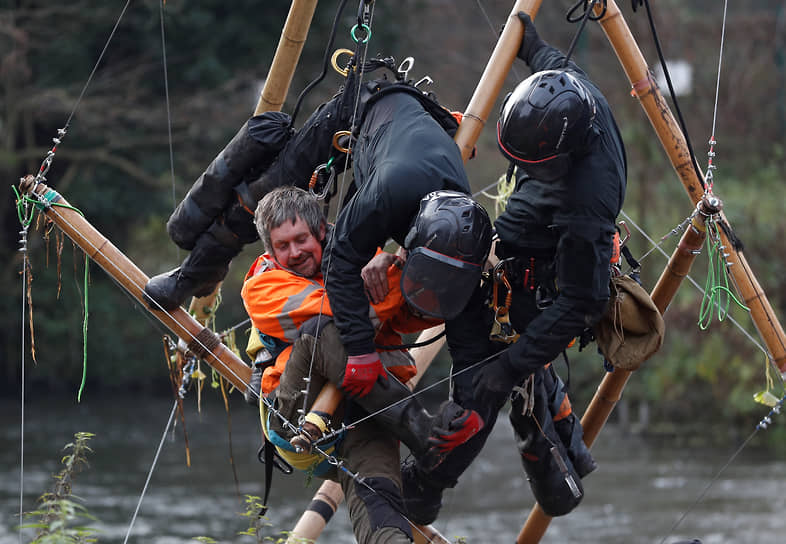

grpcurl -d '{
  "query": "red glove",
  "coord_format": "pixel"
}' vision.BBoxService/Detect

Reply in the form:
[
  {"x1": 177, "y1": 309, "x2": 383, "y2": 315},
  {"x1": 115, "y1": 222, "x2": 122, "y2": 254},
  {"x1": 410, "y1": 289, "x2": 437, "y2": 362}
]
[{"x1": 342, "y1": 353, "x2": 387, "y2": 397}]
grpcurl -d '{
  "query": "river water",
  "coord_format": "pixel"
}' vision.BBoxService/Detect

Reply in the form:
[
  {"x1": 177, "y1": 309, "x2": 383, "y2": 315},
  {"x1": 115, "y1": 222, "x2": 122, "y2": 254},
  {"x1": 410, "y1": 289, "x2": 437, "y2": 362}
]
[{"x1": 1, "y1": 393, "x2": 784, "y2": 544}]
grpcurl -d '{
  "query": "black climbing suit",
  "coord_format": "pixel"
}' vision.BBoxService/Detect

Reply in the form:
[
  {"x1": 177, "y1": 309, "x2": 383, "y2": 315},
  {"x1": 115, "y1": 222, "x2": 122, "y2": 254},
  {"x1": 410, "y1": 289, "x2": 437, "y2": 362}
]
[
  {"x1": 406, "y1": 41, "x2": 627, "y2": 519},
  {"x1": 324, "y1": 90, "x2": 471, "y2": 357}
]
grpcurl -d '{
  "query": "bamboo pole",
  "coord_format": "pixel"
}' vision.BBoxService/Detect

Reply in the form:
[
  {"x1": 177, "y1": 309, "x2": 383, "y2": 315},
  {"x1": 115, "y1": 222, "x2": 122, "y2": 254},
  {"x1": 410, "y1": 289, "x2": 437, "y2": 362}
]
[
  {"x1": 517, "y1": 197, "x2": 717, "y2": 544},
  {"x1": 253, "y1": 0, "x2": 318, "y2": 115},
  {"x1": 19, "y1": 177, "x2": 251, "y2": 391},
  {"x1": 594, "y1": 0, "x2": 786, "y2": 372},
  {"x1": 189, "y1": 0, "x2": 319, "y2": 318}
]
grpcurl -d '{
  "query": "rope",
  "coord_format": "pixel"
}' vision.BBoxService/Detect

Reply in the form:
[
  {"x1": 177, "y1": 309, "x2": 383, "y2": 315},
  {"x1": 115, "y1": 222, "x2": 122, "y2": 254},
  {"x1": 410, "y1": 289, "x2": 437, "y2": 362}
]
[
  {"x1": 619, "y1": 209, "x2": 768, "y2": 356},
  {"x1": 473, "y1": 0, "x2": 523, "y2": 82},
  {"x1": 77, "y1": 256, "x2": 89, "y2": 401},
  {"x1": 30, "y1": 0, "x2": 134, "y2": 190},
  {"x1": 18, "y1": 211, "x2": 29, "y2": 544},
  {"x1": 563, "y1": 1, "x2": 605, "y2": 68},
  {"x1": 122, "y1": 399, "x2": 179, "y2": 544},
  {"x1": 703, "y1": 0, "x2": 730, "y2": 193},
  {"x1": 637, "y1": 0, "x2": 705, "y2": 190},
  {"x1": 159, "y1": 0, "x2": 180, "y2": 263},
  {"x1": 319, "y1": 347, "x2": 506, "y2": 444},
  {"x1": 290, "y1": 0, "x2": 350, "y2": 125},
  {"x1": 657, "y1": 393, "x2": 785, "y2": 544},
  {"x1": 299, "y1": 0, "x2": 377, "y2": 423},
  {"x1": 698, "y1": 222, "x2": 749, "y2": 330}
]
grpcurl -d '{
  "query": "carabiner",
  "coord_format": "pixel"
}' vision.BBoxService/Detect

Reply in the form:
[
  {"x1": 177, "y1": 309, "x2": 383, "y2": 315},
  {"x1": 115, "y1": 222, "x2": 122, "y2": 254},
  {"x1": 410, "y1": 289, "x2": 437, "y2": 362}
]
[
  {"x1": 397, "y1": 57, "x2": 414, "y2": 81},
  {"x1": 309, "y1": 163, "x2": 337, "y2": 200},
  {"x1": 617, "y1": 221, "x2": 631, "y2": 247},
  {"x1": 331, "y1": 48, "x2": 355, "y2": 77},
  {"x1": 332, "y1": 130, "x2": 353, "y2": 154}
]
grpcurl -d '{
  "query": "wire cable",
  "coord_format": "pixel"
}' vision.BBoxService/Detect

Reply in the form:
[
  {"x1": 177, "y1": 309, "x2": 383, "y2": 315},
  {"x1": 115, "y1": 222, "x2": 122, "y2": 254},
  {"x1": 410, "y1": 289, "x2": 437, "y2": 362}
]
[
  {"x1": 18, "y1": 227, "x2": 28, "y2": 544},
  {"x1": 619, "y1": 208, "x2": 767, "y2": 357},
  {"x1": 159, "y1": 0, "x2": 180, "y2": 263},
  {"x1": 122, "y1": 400, "x2": 179, "y2": 544}
]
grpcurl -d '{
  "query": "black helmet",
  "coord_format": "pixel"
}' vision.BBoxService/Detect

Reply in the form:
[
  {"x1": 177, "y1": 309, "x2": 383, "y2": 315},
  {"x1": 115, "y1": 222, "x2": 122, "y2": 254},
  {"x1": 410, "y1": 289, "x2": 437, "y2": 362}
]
[
  {"x1": 497, "y1": 70, "x2": 596, "y2": 181},
  {"x1": 401, "y1": 190, "x2": 492, "y2": 319}
]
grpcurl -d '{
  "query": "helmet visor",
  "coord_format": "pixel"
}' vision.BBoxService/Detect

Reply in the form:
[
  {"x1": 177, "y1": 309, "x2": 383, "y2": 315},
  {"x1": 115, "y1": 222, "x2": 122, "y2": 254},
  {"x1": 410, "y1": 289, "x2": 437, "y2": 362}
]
[
  {"x1": 400, "y1": 247, "x2": 482, "y2": 320},
  {"x1": 515, "y1": 153, "x2": 572, "y2": 182}
]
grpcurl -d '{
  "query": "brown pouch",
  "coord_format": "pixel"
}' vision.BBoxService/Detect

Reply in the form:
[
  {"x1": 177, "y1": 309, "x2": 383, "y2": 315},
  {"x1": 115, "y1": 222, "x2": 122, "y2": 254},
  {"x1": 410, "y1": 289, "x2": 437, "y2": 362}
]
[{"x1": 594, "y1": 275, "x2": 665, "y2": 371}]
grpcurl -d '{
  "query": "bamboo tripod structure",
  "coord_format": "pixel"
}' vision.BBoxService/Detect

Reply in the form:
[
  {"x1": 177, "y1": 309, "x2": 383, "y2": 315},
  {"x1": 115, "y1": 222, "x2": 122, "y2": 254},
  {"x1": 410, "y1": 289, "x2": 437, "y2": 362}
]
[{"x1": 293, "y1": 0, "x2": 786, "y2": 541}]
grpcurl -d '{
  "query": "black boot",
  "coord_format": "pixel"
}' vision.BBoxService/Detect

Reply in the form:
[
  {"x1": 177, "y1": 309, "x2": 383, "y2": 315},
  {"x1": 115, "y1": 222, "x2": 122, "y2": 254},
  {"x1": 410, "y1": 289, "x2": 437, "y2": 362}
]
[
  {"x1": 246, "y1": 87, "x2": 354, "y2": 202},
  {"x1": 509, "y1": 372, "x2": 584, "y2": 517},
  {"x1": 167, "y1": 111, "x2": 292, "y2": 251},
  {"x1": 542, "y1": 365, "x2": 597, "y2": 478},
  {"x1": 351, "y1": 376, "x2": 484, "y2": 472},
  {"x1": 144, "y1": 223, "x2": 242, "y2": 310},
  {"x1": 400, "y1": 457, "x2": 451, "y2": 526}
]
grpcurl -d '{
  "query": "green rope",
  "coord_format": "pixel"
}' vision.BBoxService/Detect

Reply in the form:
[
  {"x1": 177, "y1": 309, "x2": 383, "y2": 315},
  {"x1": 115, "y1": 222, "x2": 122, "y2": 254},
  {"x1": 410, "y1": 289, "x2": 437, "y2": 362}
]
[
  {"x1": 698, "y1": 221, "x2": 748, "y2": 329},
  {"x1": 13, "y1": 185, "x2": 91, "y2": 401},
  {"x1": 13, "y1": 185, "x2": 86, "y2": 219},
  {"x1": 481, "y1": 169, "x2": 517, "y2": 219}
]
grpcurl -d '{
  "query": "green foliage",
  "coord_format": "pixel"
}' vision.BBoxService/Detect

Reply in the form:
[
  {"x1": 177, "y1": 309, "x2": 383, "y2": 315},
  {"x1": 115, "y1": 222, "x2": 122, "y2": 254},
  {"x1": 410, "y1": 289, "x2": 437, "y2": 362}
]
[{"x1": 21, "y1": 432, "x2": 99, "y2": 544}]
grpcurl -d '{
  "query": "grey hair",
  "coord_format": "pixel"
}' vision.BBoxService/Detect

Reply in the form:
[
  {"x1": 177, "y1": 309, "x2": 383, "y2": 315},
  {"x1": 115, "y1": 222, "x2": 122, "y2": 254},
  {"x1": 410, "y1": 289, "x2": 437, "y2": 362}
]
[{"x1": 254, "y1": 186, "x2": 326, "y2": 253}]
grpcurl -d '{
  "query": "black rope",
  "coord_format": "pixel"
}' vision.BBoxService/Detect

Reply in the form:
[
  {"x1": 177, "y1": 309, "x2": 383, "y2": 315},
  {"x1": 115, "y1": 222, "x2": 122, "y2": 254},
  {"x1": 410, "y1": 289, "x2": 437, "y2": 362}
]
[
  {"x1": 374, "y1": 328, "x2": 447, "y2": 351},
  {"x1": 636, "y1": 0, "x2": 705, "y2": 190},
  {"x1": 563, "y1": 1, "x2": 607, "y2": 68},
  {"x1": 635, "y1": 1, "x2": 744, "y2": 252},
  {"x1": 290, "y1": 0, "x2": 350, "y2": 124}
]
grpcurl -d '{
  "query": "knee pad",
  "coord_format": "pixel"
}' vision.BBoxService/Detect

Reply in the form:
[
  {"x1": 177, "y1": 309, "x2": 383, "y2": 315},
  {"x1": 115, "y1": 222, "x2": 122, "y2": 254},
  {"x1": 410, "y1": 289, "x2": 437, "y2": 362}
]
[{"x1": 354, "y1": 476, "x2": 412, "y2": 538}]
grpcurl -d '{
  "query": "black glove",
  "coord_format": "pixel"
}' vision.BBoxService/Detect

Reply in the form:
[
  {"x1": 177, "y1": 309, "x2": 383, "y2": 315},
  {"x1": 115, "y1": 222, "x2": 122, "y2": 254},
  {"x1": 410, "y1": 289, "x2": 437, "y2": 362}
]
[
  {"x1": 472, "y1": 350, "x2": 520, "y2": 408},
  {"x1": 516, "y1": 12, "x2": 546, "y2": 65}
]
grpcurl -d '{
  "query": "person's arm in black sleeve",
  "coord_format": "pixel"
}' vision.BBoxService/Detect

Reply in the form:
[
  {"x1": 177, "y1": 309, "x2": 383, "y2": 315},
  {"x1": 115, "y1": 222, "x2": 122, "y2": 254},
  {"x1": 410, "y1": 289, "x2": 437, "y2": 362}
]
[
  {"x1": 323, "y1": 195, "x2": 390, "y2": 357},
  {"x1": 516, "y1": 12, "x2": 589, "y2": 78}
]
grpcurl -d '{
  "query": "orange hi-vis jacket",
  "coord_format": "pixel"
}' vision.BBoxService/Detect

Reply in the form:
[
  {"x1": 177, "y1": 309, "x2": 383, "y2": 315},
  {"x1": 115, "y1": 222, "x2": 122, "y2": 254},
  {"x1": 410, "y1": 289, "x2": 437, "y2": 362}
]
[{"x1": 241, "y1": 252, "x2": 440, "y2": 395}]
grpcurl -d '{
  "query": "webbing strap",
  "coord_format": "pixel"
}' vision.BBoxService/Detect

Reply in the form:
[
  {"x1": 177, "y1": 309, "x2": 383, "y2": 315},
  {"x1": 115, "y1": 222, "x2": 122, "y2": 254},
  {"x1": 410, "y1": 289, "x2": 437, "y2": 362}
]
[
  {"x1": 258, "y1": 437, "x2": 275, "y2": 518},
  {"x1": 186, "y1": 328, "x2": 221, "y2": 359}
]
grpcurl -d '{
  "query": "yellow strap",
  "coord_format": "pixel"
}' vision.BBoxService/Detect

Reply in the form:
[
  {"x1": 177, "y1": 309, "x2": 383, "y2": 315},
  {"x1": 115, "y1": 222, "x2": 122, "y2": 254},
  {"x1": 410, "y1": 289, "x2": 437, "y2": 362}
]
[{"x1": 304, "y1": 411, "x2": 329, "y2": 434}]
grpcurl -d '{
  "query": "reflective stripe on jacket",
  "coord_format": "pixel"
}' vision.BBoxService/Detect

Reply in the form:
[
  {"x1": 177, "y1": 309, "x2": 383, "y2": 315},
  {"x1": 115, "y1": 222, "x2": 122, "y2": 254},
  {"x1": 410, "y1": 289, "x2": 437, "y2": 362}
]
[{"x1": 241, "y1": 251, "x2": 439, "y2": 393}]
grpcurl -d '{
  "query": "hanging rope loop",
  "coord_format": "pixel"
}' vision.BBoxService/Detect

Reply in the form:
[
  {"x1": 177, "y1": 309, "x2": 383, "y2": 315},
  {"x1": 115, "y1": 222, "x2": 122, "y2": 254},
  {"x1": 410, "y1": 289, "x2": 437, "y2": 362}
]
[
  {"x1": 566, "y1": 0, "x2": 606, "y2": 23},
  {"x1": 563, "y1": 1, "x2": 607, "y2": 68}
]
